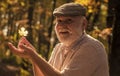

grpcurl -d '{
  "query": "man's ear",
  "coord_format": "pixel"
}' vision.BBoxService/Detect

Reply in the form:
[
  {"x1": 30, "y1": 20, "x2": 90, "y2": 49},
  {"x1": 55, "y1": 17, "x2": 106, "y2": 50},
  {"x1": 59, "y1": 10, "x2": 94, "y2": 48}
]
[{"x1": 82, "y1": 17, "x2": 87, "y2": 30}]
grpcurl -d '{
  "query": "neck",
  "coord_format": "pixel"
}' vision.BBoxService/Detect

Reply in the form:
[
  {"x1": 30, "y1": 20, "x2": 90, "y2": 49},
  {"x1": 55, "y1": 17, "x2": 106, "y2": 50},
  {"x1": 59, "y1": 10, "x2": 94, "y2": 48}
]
[{"x1": 63, "y1": 32, "x2": 85, "y2": 47}]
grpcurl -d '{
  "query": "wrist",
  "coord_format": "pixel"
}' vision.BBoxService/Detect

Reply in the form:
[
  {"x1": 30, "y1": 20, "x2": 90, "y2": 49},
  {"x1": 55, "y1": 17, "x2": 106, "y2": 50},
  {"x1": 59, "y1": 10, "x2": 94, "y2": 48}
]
[{"x1": 29, "y1": 51, "x2": 40, "y2": 63}]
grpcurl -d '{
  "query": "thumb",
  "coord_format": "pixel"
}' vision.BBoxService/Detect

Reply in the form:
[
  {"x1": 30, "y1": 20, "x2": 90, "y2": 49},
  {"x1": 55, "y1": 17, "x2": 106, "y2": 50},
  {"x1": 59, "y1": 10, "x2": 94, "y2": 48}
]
[
  {"x1": 8, "y1": 42, "x2": 16, "y2": 51},
  {"x1": 8, "y1": 42, "x2": 24, "y2": 54}
]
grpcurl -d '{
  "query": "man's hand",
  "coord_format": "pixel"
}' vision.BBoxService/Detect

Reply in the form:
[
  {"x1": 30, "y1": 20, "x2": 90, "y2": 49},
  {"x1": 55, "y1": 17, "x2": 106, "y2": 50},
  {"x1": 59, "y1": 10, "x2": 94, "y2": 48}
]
[
  {"x1": 8, "y1": 37, "x2": 36, "y2": 59},
  {"x1": 18, "y1": 37, "x2": 36, "y2": 51}
]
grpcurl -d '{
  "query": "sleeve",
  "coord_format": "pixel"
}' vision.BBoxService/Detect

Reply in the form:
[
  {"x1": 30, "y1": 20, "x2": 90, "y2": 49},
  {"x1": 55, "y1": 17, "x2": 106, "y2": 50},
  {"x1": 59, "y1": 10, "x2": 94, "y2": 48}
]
[{"x1": 61, "y1": 44, "x2": 101, "y2": 76}]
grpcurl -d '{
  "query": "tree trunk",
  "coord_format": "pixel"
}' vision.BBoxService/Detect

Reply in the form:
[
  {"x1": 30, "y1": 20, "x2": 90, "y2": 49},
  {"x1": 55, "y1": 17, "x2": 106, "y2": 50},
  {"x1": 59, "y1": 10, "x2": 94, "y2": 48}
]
[
  {"x1": 109, "y1": 0, "x2": 120, "y2": 76},
  {"x1": 46, "y1": 0, "x2": 56, "y2": 60},
  {"x1": 27, "y1": 0, "x2": 35, "y2": 44}
]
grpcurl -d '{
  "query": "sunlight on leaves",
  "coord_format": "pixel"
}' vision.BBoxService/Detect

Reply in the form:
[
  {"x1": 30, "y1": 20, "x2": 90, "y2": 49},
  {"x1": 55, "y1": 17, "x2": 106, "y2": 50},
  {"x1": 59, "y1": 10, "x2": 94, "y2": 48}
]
[
  {"x1": 74, "y1": 0, "x2": 94, "y2": 13},
  {"x1": 5, "y1": 50, "x2": 11, "y2": 56},
  {"x1": 7, "y1": 0, "x2": 18, "y2": 5},
  {"x1": 20, "y1": 2, "x2": 25, "y2": 6},
  {"x1": 75, "y1": 0, "x2": 91, "y2": 6},
  {"x1": 90, "y1": 27, "x2": 112, "y2": 40},
  {"x1": 88, "y1": 6, "x2": 93, "y2": 13},
  {"x1": 104, "y1": 0, "x2": 108, "y2": 3},
  {"x1": 99, "y1": 28, "x2": 112, "y2": 40},
  {"x1": 20, "y1": 68, "x2": 30, "y2": 76}
]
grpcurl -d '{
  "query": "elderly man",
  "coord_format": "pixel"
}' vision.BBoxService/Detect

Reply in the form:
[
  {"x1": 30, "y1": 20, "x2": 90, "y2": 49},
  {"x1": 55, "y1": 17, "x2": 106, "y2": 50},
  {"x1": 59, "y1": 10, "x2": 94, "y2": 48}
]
[{"x1": 8, "y1": 3, "x2": 109, "y2": 76}]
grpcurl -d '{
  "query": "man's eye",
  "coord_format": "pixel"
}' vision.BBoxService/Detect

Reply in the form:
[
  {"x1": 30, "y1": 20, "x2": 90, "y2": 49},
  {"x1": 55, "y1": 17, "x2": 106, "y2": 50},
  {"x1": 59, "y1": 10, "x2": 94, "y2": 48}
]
[
  {"x1": 56, "y1": 19, "x2": 73, "y2": 24},
  {"x1": 68, "y1": 19, "x2": 72, "y2": 21},
  {"x1": 66, "y1": 19, "x2": 73, "y2": 24},
  {"x1": 57, "y1": 20, "x2": 62, "y2": 23}
]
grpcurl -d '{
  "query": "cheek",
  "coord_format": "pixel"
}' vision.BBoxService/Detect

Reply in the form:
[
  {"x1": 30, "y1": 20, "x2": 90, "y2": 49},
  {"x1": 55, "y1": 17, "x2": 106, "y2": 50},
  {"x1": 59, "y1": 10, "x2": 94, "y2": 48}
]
[
  {"x1": 54, "y1": 25, "x2": 58, "y2": 33},
  {"x1": 72, "y1": 25, "x2": 83, "y2": 35}
]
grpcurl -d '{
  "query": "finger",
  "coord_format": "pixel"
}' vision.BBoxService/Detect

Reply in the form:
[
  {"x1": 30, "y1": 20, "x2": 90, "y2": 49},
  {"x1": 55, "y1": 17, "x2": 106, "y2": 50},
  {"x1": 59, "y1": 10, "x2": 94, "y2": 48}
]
[
  {"x1": 21, "y1": 37, "x2": 30, "y2": 44},
  {"x1": 19, "y1": 44, "x2": 32, "y2": 51},
  {"x1": 18, "y1": 37, "x2": 27, "y2": 46},
  {"x1": 19, "y1": 44, "x2": 35, "y2": 56},
  {"x1": 18, "y1": 37, "x2": 33, "y2": 48},
  {"x1": 18, "y1": 37, "x2": 24, "y2": 48},
  {"x1": 8, "y1": 42, "x2": 24, "y2": 54},
  {"x1": 8, "y1": 42, "x2": 17, "y2": 51},
  {"x1": 22, "y1": 38, "x2": 34, "y2": 49}
]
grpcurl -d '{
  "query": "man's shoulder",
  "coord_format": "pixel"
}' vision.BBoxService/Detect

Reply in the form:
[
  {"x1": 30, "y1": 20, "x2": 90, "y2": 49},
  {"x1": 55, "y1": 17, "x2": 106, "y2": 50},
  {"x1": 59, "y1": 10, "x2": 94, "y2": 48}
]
[
  {"x1": 79, "y1": 34, "x2": 106, "y2": 55},
  {"x1": 72, "y1": 34, "x2": 104, "y2": 52},
  {"x1": 84, "y1": 34, "x2": 104, "y2": 48}
]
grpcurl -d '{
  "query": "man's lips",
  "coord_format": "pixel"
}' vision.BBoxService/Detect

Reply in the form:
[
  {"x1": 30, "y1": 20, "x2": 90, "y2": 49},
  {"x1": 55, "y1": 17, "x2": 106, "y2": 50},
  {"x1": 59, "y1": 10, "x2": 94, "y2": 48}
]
[
  {"x1": 58, "y1": 29, "x2": 71, "y2": 35},
  {"x1": 59, "y1": 31, "x2": 69, "y2": 34}
]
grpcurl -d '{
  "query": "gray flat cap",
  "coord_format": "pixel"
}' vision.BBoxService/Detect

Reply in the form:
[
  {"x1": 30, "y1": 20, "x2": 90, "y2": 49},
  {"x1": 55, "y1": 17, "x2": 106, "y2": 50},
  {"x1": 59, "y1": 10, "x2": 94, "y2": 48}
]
[{"x1": 53, "y1": 3, "x2": 86, "y2": 16}]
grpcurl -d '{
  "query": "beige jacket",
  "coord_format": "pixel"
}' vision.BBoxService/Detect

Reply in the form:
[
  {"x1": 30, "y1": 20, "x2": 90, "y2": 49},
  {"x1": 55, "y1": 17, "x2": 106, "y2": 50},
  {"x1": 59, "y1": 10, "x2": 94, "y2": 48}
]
[{"x1": 49, "y1": 33, "x2": 109, "y2": 76}]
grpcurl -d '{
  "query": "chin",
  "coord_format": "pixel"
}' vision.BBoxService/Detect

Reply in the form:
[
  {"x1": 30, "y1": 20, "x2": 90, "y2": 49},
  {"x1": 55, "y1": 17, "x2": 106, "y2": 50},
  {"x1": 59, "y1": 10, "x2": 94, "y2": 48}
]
[{"x1": 58, "y1": 37, "x2": 73, "y2": 46}]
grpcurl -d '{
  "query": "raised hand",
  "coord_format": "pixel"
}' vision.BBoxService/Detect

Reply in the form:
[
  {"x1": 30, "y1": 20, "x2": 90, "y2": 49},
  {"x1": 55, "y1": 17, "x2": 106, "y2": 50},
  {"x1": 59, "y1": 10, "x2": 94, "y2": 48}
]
[
  {"x1": 8, "y1": 37, "x2": 36, "y2": 59},
  {"x1": 18, "y1": 37, "x2": 36, "y2": 51}
]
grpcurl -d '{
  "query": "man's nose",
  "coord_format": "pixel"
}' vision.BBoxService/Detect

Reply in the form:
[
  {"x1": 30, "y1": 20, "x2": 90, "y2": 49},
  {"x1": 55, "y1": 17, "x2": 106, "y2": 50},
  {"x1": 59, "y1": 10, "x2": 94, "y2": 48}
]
[
  {"x1": 58, "y1": 21, "x2": 66, "y2": 25},
  {"x1": 56, "y1": 22, "x2": 67, "y2": 28}
]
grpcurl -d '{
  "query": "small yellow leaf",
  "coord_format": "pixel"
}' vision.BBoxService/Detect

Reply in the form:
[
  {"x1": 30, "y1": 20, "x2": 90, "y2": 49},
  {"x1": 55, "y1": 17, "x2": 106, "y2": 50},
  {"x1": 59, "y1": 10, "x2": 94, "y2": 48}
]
[{"x1": 18, "y1": 27, "x2": 28, "y2": 36}]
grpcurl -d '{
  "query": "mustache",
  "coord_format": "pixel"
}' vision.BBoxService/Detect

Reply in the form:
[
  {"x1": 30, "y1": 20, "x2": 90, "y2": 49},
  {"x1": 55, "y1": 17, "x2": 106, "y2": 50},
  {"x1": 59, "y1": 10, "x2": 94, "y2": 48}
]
[{"x1": 58, "y1": 29, "x2": 72, "y2": 33}]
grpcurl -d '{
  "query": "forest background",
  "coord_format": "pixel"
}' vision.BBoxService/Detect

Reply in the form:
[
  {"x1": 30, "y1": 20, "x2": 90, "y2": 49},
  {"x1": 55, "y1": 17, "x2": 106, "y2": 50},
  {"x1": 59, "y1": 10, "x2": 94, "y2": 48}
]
[{"x1": 0, "y1": 0, "x2": 119, "y2": 76}]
